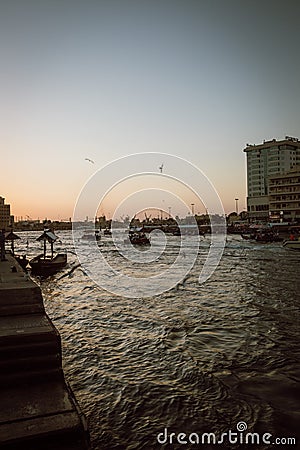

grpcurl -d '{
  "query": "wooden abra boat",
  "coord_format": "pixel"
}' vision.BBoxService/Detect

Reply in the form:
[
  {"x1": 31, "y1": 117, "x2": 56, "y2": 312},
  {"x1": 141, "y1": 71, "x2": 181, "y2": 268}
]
[
  {"x1": 30, "y1": 253, "x2": 67, "y2": 276},
  {"x1": 29, "y1": 230, "x2": 67, "y2": 276},
  {"x1": 128, "y1": 228, "x2": 150, "y2": 246}
]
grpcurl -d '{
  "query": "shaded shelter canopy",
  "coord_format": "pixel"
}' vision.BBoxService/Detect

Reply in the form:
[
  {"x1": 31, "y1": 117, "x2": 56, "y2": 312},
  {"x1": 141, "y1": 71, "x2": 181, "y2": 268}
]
[
  {"x1": 36, "y1": 230, "x2": 58, "y2": 243},
  {"x1": 4, "y1": 231, "x2": 21, "y2": 256},
  {"x1": 36, "y1": 230, "x2": 59, "y2": 258},
  {"x1": 5, "y1": 231, "x2": 21, "y2": 241}
]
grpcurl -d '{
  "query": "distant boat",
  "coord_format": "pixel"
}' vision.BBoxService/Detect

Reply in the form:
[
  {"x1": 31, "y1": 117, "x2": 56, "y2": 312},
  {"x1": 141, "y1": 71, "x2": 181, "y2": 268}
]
[
  {"x1": 81, "y1": 230, "x2": 101, "y2": 242},
  {"x1": 255, "y1": 231, "x2": 282, "y2": 243},
  {"x1": 241, "y1": 232, "x2": 256, "y2": 240},
  {"x1": 283, "y1": 239, "x2": 300, "y2": 250},
  {"x1": 241, "y1": 228, "x2": 282, "y2": 243},
  {"x1": 103, "y1": 228, "x2": 112, "y2": 236},
  {"x1": 29, "y1": 229, "x2": 67, "y2": 276},
  {"x1": 128, "y1": 228, "x2": 150, "y2": 246}
]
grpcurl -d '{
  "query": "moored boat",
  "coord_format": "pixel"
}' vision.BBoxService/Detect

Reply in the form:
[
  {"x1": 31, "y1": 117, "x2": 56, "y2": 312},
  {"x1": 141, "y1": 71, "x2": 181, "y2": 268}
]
[
  {"x1": 81, "y1": 230, "x2": 101, "y2": 241},
  {"x1": 30, "y1": 253, "x2": 68, "y2": 276},
  {"x1": 128, "y1": 228, "x2": 150, "y2": 246},
  {"x1": 255, "y1": 231, "x2": 282, "y2": 243},
  {"x1": 283, "y1": 239, "x2": 300, "y2": 250},
  {"x1": 241, "y1": 228, "x2": 282, "y2": 243},
  {"x1": 129, "y1": 233, "x2": 150, "y2": 246},
  {"x1": 241, "y1": 233, "x2": 256, "y2": 240},
  {"x1": 29, "y1": 229, "x2": 67, "y2": 276}
]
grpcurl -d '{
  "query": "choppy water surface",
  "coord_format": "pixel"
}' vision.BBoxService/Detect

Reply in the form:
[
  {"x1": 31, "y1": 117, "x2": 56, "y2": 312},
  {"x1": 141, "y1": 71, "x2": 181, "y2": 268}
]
[{"x1": 19, "y1": 231, "x2": 299, "y2": 449}]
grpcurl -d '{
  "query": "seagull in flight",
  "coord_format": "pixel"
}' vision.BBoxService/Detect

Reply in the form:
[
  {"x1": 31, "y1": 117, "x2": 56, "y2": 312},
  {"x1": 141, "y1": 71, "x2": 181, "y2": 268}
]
[
  {"x1": 85, "y1": 158, "x2": 95, "y2": 164},
  {"x1": 159, "y1": 163, "x2": 164, "y2": 173}
]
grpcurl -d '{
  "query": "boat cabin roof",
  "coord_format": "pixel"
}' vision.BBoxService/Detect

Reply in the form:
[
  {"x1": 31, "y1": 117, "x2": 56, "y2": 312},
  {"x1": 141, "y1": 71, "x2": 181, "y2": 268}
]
[{"x1": 36, "y1": 230, "x2": 58, "y2": 243}]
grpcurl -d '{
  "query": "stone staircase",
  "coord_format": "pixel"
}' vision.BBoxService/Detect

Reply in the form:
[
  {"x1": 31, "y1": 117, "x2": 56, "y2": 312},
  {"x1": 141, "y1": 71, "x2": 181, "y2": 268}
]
[{"x1": 0, "y1": 255, "x2": 90, "y2": 449}]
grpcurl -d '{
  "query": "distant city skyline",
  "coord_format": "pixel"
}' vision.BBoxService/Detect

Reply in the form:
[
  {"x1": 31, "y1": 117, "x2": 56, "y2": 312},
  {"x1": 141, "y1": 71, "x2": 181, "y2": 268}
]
[{"x1": 1, "y1": 1, "x2": 299, "y2": 220}]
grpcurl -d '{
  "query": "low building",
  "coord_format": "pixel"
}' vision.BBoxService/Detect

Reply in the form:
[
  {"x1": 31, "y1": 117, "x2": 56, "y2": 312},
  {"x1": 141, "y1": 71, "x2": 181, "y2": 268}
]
[
  {"x1": 0, "y1": 197, "x2": 13, "y2": 230},
  {"x1": 269, "y1": 166, "x2": 300, "y2": 222}
]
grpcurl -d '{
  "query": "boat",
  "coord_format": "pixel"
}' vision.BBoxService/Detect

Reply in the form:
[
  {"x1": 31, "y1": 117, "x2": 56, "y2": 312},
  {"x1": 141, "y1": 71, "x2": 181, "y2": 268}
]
[
  {"x1": 130, "y1": 233, "x2": 150, "y2": 246},
  {"x1": 30, "y1": 253, "x2": 68, "y2": 276},
  {"x1": 103, "y1": 228, "x2": 112, "y2": 236},
  {"x1": 241, "y1": 227, "x2": 282, "y2": 243},
  {"x1": 81, "y1": 230, "x2": 101, "y2": 241},
  {"x1": 128, "y1": 228, "x2": 150, "y2": 246},
  {"x1": 255, "y1": 231, "x2": 282, "y2": 243},
  {"x1": 29, "y1": 230, "x2": 67, "y2": 276},
  {"x1": 241, "y1": 232, "x2": 256, "y2": 240},
  {"x1": 283, "y1": 239, "x2": 300, "y2": 250}
]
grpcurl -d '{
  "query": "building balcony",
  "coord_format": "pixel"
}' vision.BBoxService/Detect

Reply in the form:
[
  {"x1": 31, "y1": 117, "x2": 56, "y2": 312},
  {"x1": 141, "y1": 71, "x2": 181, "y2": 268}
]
[
  {"x1": 269, "y1": 188, "x2": 300, "y2": 194},
  {"x1": 269, "y1": 180, "x2": 300, "y2": 187},
  {"x1": 269, "y1": 204, "x2": 300, "y2": 211}
]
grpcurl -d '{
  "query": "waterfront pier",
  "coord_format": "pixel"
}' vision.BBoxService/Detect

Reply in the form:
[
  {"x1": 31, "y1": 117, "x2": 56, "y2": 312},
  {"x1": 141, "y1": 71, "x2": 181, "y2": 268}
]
[{"x1": 0, "y1": 255, "x2": 90, "y2": 449}]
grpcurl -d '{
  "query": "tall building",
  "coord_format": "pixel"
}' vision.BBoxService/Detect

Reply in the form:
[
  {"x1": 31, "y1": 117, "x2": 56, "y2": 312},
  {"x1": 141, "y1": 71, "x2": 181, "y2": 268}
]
[
  {"x1": 269, "y1": 166, "x2": 300, "y2": 222},
  {"x1": 0, "y1": 197, "x2": 13, "y2": 230},
  {"x1": 244, "y1": 137, "x2": 300, "y2": 221}
]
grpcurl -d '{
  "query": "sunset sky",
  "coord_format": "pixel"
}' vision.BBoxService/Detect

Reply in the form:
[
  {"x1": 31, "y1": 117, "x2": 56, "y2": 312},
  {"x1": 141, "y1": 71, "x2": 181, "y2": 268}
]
[{"x1": 1, "y1": 0, "x2": 300, "y2": 220}]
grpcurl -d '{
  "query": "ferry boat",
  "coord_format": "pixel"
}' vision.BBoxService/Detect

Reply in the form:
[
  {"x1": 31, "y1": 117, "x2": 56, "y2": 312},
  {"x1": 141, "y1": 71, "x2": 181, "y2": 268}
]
[
  {"x1": 283, "y1": 239, "x2": 300, "y2": 250},
  {"x1": 29, "y1": 230, "x2": 67, "y2": 276},
  {"x1": 30, "y1": 253, "x2": 68, "y2": 276},
  {"x1": 128, "y1": 228, "x2": 150, "y2": 246},
  {"x1": 103, "y1": 228, "x2": 112, "y2": 236},
  {"x1": 81, "y1": 230, "x2": 101, "y2": 242}
]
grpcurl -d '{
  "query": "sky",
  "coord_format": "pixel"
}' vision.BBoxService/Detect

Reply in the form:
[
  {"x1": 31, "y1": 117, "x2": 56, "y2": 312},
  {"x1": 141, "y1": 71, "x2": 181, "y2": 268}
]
[{"x1": 1, "y1": 0, "x2": 300, "y2": 220}]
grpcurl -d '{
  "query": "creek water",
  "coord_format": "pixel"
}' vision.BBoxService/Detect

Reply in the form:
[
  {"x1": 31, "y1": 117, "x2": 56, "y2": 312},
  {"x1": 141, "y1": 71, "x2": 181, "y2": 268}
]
[{"x1": 18, "y1": 230, "x2": 299, "y2": 449}]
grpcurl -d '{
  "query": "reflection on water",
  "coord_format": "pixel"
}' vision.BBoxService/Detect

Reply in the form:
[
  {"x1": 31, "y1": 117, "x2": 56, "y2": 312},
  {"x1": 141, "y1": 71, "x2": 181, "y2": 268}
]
[{"x1": 18, "y1": 231, "x2": 300, "y2": 449}]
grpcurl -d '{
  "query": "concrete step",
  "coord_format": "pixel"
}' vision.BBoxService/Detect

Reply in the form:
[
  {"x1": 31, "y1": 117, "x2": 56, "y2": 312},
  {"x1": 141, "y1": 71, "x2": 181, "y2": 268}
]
[
  {"x1": 0, "y1": 339, "x2": 60, "y2": 359},
  {"x1": 0, "y1": 255, "x2": 90, "y2": 449},
  {"x1": 0, "y1": 353, "x2": 61, "y2": 374},
  {"x1": 0, "y1": 314, "x2": 63, "y2": 386},
  {"x1": 0, "y1": 367, "x2": 64, "y2": 387},
  {"x1": 1, "y1": 425, "x2": 90, "y2": 450},
  {"x1": 0, "y1": 301, "x2": 44, "y2": 316},
  {"x1": 0, "y1": 381, "x2": 89, "y2": 449},
  {"x1": 0, "y1": 338, "x2": 64, "y2": 384},
  {"x1": 0, "y1": 279, "x2": 44, "y2": 316},
  {"x1": 0, "y1": 313, "x2": 60, "y2": 345}
]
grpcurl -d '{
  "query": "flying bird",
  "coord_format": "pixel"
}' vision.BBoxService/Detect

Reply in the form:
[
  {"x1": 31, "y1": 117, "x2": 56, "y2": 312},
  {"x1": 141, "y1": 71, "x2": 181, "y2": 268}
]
[
  {"x1": 85, "y1": 158, "x2": 95, "y2": 164},
  {"x1": 159, "y1": 163, "x2": 164, "y2": 173}
]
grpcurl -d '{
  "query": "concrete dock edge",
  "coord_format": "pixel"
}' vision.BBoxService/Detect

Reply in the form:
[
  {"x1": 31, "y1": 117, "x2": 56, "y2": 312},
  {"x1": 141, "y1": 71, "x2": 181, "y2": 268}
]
[{"x1": 0, "y1": 254, "x2": 90, "y2": 449}]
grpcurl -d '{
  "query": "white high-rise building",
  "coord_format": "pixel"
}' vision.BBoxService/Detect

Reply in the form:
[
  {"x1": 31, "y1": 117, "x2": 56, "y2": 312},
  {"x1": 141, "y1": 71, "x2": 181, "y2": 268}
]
[{"x1": 244, "y1": 137, "x2": 300, "y2": 221}]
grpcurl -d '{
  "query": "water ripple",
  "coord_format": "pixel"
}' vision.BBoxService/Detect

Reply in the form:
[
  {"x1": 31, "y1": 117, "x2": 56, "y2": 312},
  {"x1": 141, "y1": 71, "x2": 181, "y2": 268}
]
[{"x1": 19, "y1": 230, "x2": 300, "y2": 450}]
